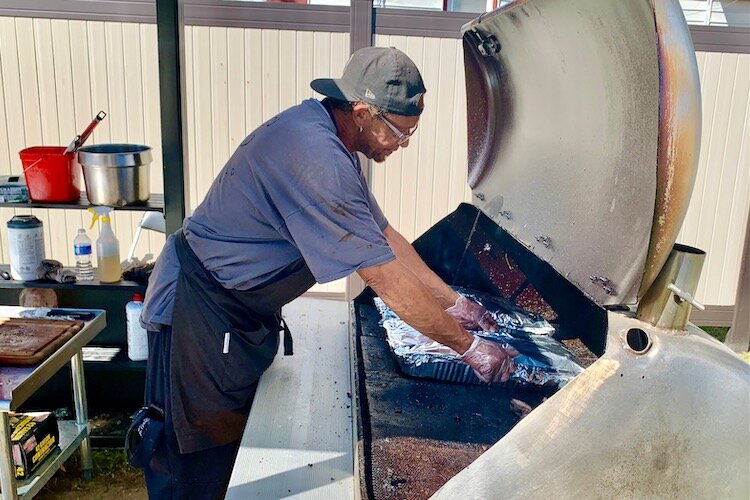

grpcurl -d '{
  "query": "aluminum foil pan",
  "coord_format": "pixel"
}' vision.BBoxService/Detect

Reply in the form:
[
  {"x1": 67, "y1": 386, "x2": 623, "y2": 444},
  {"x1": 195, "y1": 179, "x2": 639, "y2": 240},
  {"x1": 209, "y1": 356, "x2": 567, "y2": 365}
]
[{"x1": 374, "y1": 288, "x2": 584, "y2": 389}]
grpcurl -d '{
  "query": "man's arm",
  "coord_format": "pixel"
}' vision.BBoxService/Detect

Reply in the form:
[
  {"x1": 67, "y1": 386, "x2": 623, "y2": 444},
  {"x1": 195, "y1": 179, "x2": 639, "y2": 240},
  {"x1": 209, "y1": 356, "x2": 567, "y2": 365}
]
[
  {"x1": 382, "y1": 224, "x2": 498, "y2": 332},
  {"x1": 358, "y1": 259, "x2": 516, "y2": 382},
  {"x1": 358, "y1": 258, "x2": 473, "y2": 353},
  {"x1": 382, "y1": 225, "x2": 458, "y2": 309}
]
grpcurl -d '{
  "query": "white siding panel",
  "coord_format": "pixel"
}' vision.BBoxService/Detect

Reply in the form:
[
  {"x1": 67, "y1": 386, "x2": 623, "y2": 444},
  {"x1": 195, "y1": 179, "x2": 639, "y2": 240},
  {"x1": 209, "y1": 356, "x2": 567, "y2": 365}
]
[
  {"x1": 17, "y1": 18, "x2": 42, "y2": 146},
  {"x1": 0, "y1": 19, "x2": 26, "y2": 177},
  {"x1": 261, "y1": 30, "x2": 280, "y2": 121},
  {"x1": 227, "y1": 28, "x2": 246, "y2": 153},
  {"x1": 191, "y1": 26, "x2": 214, "y2": 206},
  {"x1": 678, "y1": 51, "x2": 750, "y2": 305},
  {"x1": 184, "y1": 25, "x2": 198, "y2": 210},
  {"x1": 210, "y1": 27, "x2": 230, "y2": 180},
  {"x1": 245, "y1": 29, "x2": 264, "y2": 138},
  {"x1": 0, "y1": 28, "x2": 11, "y2": 174},
  {"x1": 278, "y1": 30, "x2": 297, "y2": 112}
]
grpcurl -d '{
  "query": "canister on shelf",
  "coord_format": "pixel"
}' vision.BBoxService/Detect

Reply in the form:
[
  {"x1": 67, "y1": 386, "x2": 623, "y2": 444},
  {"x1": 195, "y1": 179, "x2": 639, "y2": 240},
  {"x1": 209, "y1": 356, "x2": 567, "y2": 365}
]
[{"x1": 7, "y1": 215, "x2": 45, "y2": 281}]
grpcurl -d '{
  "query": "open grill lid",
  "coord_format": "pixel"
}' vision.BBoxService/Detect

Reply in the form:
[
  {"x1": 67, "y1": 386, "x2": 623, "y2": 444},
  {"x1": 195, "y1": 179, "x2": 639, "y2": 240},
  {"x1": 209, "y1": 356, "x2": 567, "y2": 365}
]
[{"x1": 462, "y1": 0, "x2": 701, "y2": 307}]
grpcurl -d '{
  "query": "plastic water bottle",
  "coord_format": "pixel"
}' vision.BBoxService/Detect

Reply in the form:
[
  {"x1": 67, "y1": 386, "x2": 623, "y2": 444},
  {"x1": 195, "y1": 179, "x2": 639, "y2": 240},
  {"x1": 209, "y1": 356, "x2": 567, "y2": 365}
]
[
  {"x1": 73, "y1": 228, "x2": 94, "y2": 281},
  {"x1": 126, "y1": 293, "x2": 149, "y2": 361}
]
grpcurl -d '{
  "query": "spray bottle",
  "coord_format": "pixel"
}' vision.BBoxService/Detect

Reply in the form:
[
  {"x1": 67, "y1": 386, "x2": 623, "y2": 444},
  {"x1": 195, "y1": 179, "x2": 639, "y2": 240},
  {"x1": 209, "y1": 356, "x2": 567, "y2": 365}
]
[{"x1": 89, "y1": 207, "x2": 121, "y2": 283}]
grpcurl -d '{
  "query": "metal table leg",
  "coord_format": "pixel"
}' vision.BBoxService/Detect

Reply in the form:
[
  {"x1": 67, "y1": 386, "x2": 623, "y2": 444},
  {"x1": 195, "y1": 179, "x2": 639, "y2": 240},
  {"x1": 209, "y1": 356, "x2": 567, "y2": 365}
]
[
  {"x1": 71, "y1": 350, "x2": 92, "y2": 480},
  {"x1": 0, "y1": 412, "x2": 16, "y2": 500}
]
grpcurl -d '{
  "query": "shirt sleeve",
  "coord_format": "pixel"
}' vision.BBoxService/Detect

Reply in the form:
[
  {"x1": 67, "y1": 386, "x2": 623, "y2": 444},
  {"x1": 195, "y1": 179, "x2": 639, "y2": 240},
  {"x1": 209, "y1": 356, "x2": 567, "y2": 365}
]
[{"x1": 282, "y1": 195, "x2": 395, "y2": 283}]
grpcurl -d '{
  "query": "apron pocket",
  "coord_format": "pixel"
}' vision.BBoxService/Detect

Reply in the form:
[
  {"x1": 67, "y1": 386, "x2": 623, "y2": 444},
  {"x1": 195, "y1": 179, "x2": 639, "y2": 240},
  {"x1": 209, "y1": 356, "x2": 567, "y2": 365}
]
[{"x1": 220, "y1": 324, "x2": 277, "y2": 392}]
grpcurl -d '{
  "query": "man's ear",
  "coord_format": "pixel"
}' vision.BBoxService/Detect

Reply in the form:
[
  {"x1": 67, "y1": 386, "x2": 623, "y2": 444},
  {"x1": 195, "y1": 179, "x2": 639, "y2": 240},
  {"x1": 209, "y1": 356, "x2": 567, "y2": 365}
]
[{"x1": 351, "y1": 102, "x2": 371, "y2": 129}]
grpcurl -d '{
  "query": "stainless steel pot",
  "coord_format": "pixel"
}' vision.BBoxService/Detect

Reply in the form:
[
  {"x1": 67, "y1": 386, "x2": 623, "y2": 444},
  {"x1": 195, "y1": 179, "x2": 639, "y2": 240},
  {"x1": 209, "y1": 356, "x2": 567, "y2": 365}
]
[{"x1": 77, "y1": 144, "x2": 151, "y2": 206}]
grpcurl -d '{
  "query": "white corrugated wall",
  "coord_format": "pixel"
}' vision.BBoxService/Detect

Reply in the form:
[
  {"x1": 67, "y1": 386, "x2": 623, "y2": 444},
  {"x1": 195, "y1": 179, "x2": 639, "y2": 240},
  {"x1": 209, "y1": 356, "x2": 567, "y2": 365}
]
[
  {"x1": 679, "y1": 50, "x2": 750, "y2": 305},
  {"x1": 0, "y1": 17, "x2": 746, "y2": 306}
]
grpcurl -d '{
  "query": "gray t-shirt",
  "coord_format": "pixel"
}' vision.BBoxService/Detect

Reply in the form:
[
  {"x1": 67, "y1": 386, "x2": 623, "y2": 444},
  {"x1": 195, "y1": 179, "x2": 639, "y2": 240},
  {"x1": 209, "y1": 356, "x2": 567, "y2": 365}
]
[{"x1": 141, "y1": 99, "x2": 393, "y2": 331}]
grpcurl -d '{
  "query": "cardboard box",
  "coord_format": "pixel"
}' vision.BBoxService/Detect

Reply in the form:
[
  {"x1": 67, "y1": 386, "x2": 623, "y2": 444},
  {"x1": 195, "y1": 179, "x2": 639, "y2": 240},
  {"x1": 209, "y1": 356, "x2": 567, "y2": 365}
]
[
  {"x1": 9, "y1": 412, "x2": 59, "y2": 479},
  {"x1": 0, "y1": 176, "x2": 29, "y2": 203}
]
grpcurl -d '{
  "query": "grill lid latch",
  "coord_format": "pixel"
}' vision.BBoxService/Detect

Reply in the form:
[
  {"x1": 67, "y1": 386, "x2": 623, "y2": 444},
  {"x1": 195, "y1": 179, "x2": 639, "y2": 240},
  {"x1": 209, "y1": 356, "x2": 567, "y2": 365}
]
[{"x1": 467, "y1": 29, "x2": 501, "y2": 57}]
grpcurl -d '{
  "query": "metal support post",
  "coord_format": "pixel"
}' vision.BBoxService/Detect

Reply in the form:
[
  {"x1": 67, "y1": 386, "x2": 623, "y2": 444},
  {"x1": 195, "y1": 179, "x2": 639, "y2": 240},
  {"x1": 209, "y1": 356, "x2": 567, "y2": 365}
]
[
  {"x1": 725, "y1": 207, "x2": 750, "y2": 352},
  {"x1": 71, "y1": 350, "x2": 92, "y2": 480},
  {"x1": 0, "y1": 412, "x2": 16, "y2": 500},
  {"x1": 156, "y1": 0, "x2": 189, "y2": 235},
  {"x1": 350, "y1": 0, "x2": 374, "y2": 53}
]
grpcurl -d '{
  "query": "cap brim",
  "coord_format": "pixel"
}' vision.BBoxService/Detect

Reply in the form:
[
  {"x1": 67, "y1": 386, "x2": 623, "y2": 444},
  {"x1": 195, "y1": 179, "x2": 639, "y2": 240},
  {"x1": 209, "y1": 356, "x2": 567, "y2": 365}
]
[{"x1": 310, "y1": 78, "x2": 356, "y2": 102}]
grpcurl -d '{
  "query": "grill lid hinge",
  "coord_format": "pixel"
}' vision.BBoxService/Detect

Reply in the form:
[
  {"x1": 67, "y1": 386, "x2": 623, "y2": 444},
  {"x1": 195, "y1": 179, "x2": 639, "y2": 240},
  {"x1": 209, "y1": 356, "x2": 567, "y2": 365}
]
[{"x1": 467, "y1": 29, "x2": 501, "y2": 57}]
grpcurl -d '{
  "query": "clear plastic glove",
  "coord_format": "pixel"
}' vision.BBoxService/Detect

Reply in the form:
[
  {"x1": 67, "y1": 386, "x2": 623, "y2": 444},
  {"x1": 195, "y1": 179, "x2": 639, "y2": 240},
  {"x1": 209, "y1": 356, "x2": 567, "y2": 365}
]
[
  {"x1": 461, "y1": 336, "x2": 519, "y2": 383},
  {"x1": 446, "y1": 294, "x2": 498, "y2": 332}
]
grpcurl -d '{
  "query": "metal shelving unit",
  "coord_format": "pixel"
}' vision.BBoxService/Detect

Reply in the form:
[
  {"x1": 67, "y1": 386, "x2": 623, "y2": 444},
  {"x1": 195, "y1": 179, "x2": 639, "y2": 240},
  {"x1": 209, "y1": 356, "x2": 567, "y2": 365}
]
[{"x1": 0, "y1": 307, "x2": 106, "y2": 500}]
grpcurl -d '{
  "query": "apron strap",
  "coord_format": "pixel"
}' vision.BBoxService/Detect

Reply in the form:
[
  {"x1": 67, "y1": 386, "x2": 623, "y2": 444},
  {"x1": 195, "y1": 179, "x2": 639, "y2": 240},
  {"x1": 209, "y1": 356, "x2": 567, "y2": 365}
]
[{"x1": 279, "y1": 316, "x2": 293, "y2": 356}]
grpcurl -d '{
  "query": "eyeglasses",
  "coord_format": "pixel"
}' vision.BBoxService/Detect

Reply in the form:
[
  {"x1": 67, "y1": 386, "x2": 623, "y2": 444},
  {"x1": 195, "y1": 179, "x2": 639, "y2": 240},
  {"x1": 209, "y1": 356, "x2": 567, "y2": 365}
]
[{"x1": 378, "y1": 114, "x2": 418, "y2": 146}]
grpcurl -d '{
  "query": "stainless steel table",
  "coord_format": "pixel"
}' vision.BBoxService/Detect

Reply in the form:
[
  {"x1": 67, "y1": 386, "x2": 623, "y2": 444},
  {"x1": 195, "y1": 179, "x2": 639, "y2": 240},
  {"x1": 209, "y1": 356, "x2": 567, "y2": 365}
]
[{"x1": 0, "y1": 307, "x2": 106, "y2": 499}]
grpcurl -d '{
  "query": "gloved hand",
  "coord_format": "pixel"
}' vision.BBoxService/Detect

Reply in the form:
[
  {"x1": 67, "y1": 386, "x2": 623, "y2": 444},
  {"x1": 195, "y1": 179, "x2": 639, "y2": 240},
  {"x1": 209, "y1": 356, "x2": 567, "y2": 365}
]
[
  {"x1": 461, "y1": 336, "x2": 519, "y2": 383},
  {"x1": 446, "y1": 294, "x2": 498, "y2": 332}
]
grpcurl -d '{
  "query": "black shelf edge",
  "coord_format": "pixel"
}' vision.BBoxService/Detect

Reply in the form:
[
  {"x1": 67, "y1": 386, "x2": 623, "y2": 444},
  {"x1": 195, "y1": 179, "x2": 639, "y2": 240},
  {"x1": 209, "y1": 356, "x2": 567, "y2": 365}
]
[
  {"x1": 0, "y1": 193, "x2": 164, "y2": 212},
  {"x1": 0, "y1": 265, "x2": 146, "y2": 291}
]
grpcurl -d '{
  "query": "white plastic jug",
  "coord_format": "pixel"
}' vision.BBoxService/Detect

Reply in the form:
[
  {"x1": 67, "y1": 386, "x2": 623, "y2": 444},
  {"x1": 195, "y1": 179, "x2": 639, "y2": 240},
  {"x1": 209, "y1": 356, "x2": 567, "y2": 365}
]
[{"x1": 126, "y1": 293, "x2": 148, "y2": 361}]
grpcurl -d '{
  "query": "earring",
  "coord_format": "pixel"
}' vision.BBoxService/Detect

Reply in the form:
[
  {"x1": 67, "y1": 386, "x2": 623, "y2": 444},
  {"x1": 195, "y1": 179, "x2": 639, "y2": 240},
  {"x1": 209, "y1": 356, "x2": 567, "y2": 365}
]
[{"x1": 358, "y1": 126, "x2": 363, "y2": 133}]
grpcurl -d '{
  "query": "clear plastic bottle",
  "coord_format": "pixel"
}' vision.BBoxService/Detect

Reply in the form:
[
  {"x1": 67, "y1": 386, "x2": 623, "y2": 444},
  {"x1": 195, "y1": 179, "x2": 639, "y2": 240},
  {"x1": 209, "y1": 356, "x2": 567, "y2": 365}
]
[
  {"x1": 96, "y1": 215, "x2": 121, "y2": 283},
  {"x1": 126, "y1": 293, "x2": 148, "y2": 361},
  {"x1": 73, "y1": 228, "x2": 94, "y2": 281}
]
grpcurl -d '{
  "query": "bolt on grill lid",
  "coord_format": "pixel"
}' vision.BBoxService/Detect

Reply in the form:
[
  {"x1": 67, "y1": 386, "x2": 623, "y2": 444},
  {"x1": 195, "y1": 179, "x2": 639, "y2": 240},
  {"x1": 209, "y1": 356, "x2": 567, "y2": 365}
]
[{"x1": 461, "y1": 0, "x2": 700, "y2": 307}]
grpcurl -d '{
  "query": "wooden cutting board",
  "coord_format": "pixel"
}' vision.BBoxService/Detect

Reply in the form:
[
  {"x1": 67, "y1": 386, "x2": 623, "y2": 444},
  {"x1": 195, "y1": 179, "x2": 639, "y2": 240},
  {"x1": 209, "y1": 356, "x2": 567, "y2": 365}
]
[{"x1": 0, "y1": 318, "x2": 84, "y2": 365}]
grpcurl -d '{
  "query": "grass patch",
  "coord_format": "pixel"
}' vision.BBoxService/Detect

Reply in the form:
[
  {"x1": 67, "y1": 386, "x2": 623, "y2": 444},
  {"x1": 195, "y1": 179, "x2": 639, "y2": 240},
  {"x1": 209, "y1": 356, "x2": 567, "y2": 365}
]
[
  {"x1": 700, "y1": 326, "x2": 729, "y2": 342},
  {"x1": 37, "y1": 448, "x2": 145, "y2": 499},
  {"x1": 699, "y1": 326, "x2": 750, "y2": 364}
]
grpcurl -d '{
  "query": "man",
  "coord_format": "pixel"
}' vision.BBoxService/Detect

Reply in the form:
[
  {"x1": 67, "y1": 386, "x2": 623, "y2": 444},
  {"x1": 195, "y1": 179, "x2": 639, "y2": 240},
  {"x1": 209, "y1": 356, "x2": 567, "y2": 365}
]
[{"x1": 128, "y1": 46, "x2": 517, "y2": 499}]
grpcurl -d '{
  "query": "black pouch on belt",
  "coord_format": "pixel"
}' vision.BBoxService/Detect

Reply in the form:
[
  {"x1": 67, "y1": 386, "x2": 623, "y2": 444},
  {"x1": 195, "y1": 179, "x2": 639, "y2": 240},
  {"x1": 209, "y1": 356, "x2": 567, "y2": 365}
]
[{"x1": 125, "y1": 405, "x2": 165, "y2": 469}]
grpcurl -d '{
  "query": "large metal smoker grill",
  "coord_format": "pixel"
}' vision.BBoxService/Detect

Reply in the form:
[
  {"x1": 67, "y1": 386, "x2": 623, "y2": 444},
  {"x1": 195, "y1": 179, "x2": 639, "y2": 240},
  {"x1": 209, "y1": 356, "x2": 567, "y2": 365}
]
[{"x1": 352, "y1": 0, "x2": 750, "y2": 498}]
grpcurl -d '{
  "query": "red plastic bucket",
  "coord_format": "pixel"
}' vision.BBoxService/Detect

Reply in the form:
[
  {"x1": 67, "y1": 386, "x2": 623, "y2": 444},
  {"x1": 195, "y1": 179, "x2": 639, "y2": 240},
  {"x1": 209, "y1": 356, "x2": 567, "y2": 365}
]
[{"x1": 19, "y1": 146, "x2": 81, "y2": 202}]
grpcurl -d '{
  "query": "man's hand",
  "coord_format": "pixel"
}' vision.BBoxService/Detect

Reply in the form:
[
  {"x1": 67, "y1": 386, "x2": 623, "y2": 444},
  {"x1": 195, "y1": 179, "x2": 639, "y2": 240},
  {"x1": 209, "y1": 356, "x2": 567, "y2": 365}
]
[
  {"x1": 446, "y1": 295, "x2": 498, "y2": 332},
  {"x1": 461, "y1": 336, "x2": 519, "y2": 383}
]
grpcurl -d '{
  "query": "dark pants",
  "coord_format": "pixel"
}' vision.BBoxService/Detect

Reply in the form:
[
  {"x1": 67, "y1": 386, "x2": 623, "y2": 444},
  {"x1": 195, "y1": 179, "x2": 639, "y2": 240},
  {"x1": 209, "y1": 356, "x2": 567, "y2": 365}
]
[{"x1": 139, "y1": 326, "x2": 252, "y2": 499}]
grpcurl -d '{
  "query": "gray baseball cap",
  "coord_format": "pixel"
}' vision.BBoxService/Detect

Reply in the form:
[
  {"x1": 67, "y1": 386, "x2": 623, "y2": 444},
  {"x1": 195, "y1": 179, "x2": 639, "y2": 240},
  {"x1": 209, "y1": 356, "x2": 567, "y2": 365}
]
[{"x1": 311, "y1": 47, "x2": 426, "y2": 117}]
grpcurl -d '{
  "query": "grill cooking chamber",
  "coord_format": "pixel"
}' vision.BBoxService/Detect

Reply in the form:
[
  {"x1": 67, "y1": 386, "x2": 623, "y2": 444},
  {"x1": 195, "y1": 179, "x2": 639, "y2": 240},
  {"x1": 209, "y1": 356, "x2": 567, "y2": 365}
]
[{"x1": 353, "y1": 0, "x2": 749, "y2": 498}]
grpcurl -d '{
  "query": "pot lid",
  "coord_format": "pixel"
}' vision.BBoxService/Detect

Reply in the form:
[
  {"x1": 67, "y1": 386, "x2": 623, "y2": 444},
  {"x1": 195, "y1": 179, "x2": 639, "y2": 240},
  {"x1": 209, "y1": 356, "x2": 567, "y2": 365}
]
[{"x1": 462, "y1": 0, "x2": 700, "y2": 307}]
